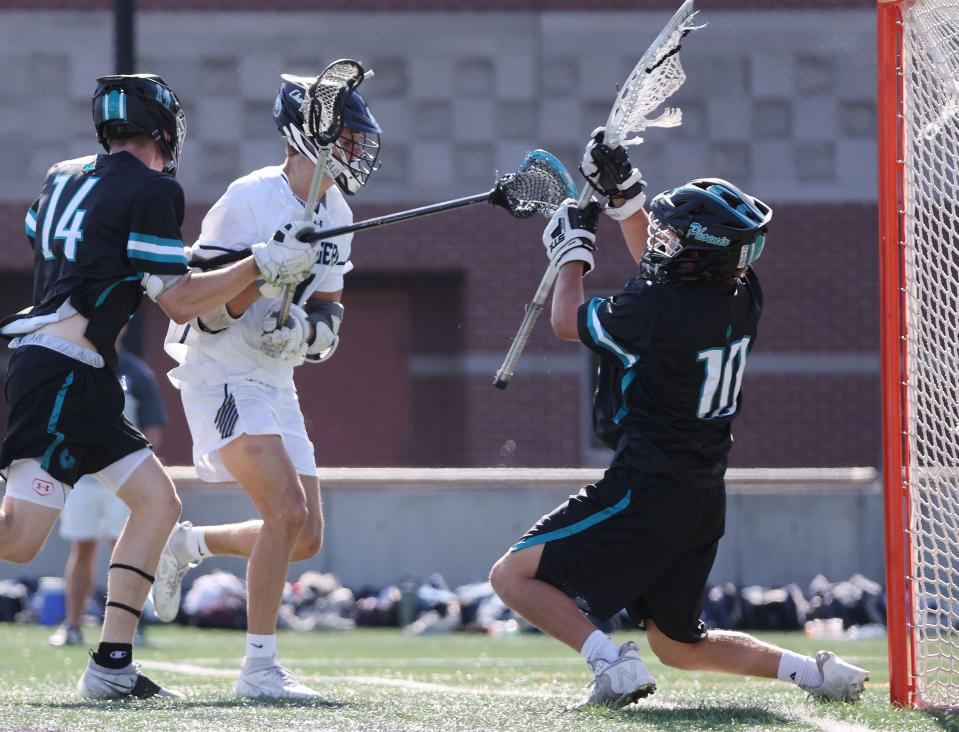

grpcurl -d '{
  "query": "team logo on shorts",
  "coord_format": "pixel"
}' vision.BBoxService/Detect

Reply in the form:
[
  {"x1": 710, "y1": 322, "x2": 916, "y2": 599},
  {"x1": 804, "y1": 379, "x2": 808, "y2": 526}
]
[
  {"x1": 59, "y1": 449, "x2": 76, "y2": 470},
  {"x1": 32, "y1": 478, "x2": 53, "y2": 498}
]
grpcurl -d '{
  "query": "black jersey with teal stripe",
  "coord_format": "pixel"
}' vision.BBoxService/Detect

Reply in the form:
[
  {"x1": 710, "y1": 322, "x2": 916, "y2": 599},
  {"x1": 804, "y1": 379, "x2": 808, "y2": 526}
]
[
  {"x1": 577, "y1": 269, "x2": 763, "y2": 481},
  {"x1": 2, "y1": 151, "x2": 188, "y2": 367}
]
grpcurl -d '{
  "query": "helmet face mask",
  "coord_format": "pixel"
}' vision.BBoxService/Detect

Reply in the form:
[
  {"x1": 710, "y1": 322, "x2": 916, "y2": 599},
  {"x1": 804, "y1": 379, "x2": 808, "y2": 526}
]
[
  {"x1": 92, "y1": 74, "x2": 186, "y2": 176},
  {"x1": 273, "y1": 74, "x2": 382, "y2": 195},
  {"x1": 641, "y1": 178, "x2": 772, "y2": 283}
]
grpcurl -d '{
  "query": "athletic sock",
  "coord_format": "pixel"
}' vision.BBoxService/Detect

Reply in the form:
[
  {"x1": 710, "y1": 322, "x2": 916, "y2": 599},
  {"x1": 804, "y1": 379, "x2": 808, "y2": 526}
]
[
  {"x1": 175, "y1": 525, "x2": 211, "y2": 564},
  {"x1": 245, "y1": 633, "x2": 276, "y2": 660},
  {"x1": 94, "y1": 642, "x2": 133, "y2": 670},
  {"x1": 778, "y1": 650, "x2": 823, "y2": 689},
  {"x1": 581, "y1": 630, "x2": 619, "y2": 669}
]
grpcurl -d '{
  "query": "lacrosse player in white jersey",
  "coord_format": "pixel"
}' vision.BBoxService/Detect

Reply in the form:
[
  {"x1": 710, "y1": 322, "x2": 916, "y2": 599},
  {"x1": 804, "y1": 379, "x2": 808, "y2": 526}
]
[{"x1": 155, "y1": 73, "x2": 381, "y2": 700}]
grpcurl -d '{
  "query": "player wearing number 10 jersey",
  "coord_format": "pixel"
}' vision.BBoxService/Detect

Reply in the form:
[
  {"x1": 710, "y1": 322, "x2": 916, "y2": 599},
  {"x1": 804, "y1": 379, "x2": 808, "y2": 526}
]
[{"x1": 491, "y1": 133, "x2": 869, "y2": 708}]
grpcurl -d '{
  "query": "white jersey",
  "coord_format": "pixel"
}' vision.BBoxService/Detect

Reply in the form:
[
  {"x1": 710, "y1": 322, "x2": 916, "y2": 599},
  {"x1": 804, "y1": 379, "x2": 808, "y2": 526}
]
[{"x1": 165, "y1": 165, "x2": 353, "y2": 390}]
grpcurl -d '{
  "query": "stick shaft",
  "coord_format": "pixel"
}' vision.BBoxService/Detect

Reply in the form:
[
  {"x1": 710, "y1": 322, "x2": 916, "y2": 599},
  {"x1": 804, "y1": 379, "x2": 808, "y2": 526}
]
[
  {"x1": 493, "y1": 188, "x2": 593, "y2": 390},
  {"x1": 492, "y1": 263, "x2": 559, "y2": 389},
  {"x1": 277, "y1": 147, "x2": 332, "y2": 322},
  {"x1": 302, "y1": 191, "x2": 492, "y2": 243}
]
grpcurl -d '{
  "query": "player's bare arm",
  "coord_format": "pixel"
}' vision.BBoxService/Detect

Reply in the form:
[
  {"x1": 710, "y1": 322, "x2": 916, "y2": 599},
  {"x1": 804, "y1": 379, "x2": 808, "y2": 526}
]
[{"x1": 154, "y1": 220, "x2": 321, "y2": 324}]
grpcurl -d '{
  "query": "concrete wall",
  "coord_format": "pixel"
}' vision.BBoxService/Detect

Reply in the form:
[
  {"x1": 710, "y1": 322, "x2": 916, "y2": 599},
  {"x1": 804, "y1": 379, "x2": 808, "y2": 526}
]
[{"x1": 0, "y1": 467, "x2": 883, "y2": 592}]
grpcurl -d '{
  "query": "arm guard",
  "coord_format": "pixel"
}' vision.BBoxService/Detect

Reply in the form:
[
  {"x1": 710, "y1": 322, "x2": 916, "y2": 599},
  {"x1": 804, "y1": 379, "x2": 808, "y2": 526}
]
[
  {"x1": 304, "y1": 300, "x2": 344, "y2": 363},
  {"x1": 193, "y1": 302, "x2": 241, "y2": 334},
  {"x1": 141, "y1": 271, "x2": 184, "y2": 302}
]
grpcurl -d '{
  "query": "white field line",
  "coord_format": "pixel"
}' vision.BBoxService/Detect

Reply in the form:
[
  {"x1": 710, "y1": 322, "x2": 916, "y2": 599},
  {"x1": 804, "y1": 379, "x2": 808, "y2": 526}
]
[
  {"x1": 787, "y1": 704, "x2": 876, "y2": 732},
  {"x1": 139, "y1": 659, "x2": 556, "y2": 698},
  {"x1": 140, "y1": 660, "x2": 880, "y2": 730}
]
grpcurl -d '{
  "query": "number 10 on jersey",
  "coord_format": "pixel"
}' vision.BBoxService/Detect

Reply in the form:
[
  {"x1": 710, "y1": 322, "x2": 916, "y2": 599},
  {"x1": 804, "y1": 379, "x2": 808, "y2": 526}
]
[{"x1": 697, "y1": 337, "x2": 751, "y2": 419}]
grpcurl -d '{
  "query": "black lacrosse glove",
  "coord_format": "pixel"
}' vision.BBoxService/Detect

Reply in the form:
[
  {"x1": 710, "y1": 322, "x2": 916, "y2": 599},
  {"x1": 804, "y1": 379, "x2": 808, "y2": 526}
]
[{"x1": 580, "y1": 128, "x2": 647, "y2": 221}]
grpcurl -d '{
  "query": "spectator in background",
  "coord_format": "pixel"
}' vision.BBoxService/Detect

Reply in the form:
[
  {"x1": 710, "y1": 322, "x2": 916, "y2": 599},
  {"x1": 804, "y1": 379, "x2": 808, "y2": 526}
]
[{"x1": 49, "y1": 329, "x2": 167, "y2": 647}]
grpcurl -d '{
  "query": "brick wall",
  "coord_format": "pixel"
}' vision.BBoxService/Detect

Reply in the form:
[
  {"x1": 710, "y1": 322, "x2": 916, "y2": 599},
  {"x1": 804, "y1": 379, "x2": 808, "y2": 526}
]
[{"x1": 0, "y1": 198, "x2": 881, "y2": 468}]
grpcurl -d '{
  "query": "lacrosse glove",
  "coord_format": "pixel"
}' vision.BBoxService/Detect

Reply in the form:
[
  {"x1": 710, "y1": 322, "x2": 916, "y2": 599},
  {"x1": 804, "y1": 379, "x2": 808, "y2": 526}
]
[
  {"x1": 581, "y1": 127, "x2": 647, "y2": 221},
  {"x1": 543, "y1": 199, "x2": 600, "y2": 275},
  {"x1": 260, "y1": 303, "x2": 310, "y2": 361},
  {"x1": 252, "y1": 221, "x2": 319, "y2": 285}
]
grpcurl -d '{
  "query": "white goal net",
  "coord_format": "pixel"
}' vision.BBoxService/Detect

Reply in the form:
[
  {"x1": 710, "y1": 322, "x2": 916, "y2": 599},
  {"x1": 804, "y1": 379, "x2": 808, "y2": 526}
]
[{"x1": 900, "y1": 0, "x2": 959, "y2": 709}]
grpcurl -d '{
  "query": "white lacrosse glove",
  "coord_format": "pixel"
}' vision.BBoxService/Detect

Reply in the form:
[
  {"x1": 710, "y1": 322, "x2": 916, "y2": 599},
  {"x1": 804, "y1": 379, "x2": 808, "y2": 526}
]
[
  {"x1": 256, "y1": 278, "x2": 284, "y2": 300},
  {"x1": 542, "y1": 199, "x2": 599, "y2": 275},
  {"x1": 252, "y1": 221, "x2": 319, "y2": 285},
  {"x1": 260, "y1": 303, "x2": 310, "y2": 361},
  {"x1": 580, "y1": 127, "x2": 647, "y2": 221}
]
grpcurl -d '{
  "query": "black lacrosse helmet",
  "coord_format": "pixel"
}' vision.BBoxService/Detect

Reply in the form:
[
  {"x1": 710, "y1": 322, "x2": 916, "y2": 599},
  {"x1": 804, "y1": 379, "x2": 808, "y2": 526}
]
[
  {"x1": 92, "y1": 74, "x2": 186, "y2": 176},
  {"x1": 273, "y1": 73, "x2": 382, "y2": 195},
  {"x1": 641, "y1": 178, "x2": 772, "y2": 282}
]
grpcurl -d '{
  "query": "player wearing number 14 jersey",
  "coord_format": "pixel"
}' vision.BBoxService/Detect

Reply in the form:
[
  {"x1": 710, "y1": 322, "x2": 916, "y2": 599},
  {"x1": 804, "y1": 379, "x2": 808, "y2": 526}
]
[
  {"x1": 490, "y1": 132, "x2": 869, "y2": 708},
  {"x1": 0, "y1": 74, "x2": 320, "y2": 701}
]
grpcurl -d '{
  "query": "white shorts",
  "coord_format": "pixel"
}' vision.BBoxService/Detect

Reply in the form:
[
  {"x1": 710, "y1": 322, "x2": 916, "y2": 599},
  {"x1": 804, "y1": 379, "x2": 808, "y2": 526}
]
[
  {"x1": 58, "y1": 474, "x2": 130, "y2": 541},
  {"x1": 180, "y1": 381, "x2": 317, "y2": 483},
  {"x1": 2, "y1": 448, "x2": 151, "y2": 512}
]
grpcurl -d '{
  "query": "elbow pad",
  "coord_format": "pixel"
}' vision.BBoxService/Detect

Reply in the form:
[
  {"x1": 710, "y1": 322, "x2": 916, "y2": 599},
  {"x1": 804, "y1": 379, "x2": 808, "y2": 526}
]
[
  {"x1": 142, "y1": 272, "x2": 184, "y2": 302},
  {"x1": 304, "y1": 300, "x2": 344, "y2": 362},
  {"x1": 193, "y1": 303, "x2": 240, "y2": 334}
]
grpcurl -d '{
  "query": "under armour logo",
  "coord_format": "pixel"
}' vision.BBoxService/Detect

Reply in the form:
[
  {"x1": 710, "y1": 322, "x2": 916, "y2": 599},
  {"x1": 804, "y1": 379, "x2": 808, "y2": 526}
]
[{"x1": 32, "y1": 479, "x2": 53, "y2": 497}]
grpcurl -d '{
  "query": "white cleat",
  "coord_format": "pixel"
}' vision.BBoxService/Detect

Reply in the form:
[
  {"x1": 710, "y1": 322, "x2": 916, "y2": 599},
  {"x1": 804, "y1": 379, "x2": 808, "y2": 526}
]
[
  {"x1": 152, "y1": 521, "x2": 201, "y2": 623},
  {"x1": 49, "y1": 623, "x2": 83, "y2": 647},
  {"x1": 236, "y1": 661, "x2": 323, "y2": 701},
  {"x1": 803, "y1": 650, "x2": 869, "y2": 701},
  {"x1": 77, "y1": 657, "x2": 182, "y2": 699},
  {"x1": 585, "y1": 641, "x2": 657, "y2": 708}
]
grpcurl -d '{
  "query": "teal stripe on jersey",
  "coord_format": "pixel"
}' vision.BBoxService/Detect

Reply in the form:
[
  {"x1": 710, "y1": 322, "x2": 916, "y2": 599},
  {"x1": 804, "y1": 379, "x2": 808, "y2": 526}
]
[
  {"x1": 509, "y1": 490, "x2": 632, "y2": 552},
  {"x1": 95, "y1": 274, "x2": 144, "y2": 308},
  {"x1": 40, "y1": 371, "x2": 75, "y2": 472},
  {"x1": 129, "y1": 232, "x2": 183, "y2": 248},
  {"x1": 24, "y1": 209, "x2": 36, "y2": 237},
  {"x1": 128, "y1": 248, "x2": 188, "y2": 264},
  {"x1": 614, "y1": 369, "x2": 637, "y2": 424},
  {"x1": 585, "y1": 298, "x2": 639, "y2": 368}
]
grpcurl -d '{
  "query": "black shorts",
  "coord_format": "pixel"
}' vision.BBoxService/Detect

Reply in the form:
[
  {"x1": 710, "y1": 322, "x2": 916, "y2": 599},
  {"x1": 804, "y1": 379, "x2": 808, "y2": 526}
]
[
  {"x1": 510, "y1": 467, "x2": 725, "y2": 644},
  {"x1": 0, "y1": 345, "x2": 151, "y2": 485}
]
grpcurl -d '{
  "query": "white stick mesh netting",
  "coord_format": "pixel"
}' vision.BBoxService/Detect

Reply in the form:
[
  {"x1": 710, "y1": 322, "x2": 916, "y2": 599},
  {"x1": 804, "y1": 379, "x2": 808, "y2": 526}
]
[
  {"x1": 302, "y1": 60, "x2": 363, "y2": 141},
  {"x1": 605, "y1": 2, "x2": 701, "y2": 145},
  {"x1": 902, "y1": 0, "x2": 959, "y2": 708}
]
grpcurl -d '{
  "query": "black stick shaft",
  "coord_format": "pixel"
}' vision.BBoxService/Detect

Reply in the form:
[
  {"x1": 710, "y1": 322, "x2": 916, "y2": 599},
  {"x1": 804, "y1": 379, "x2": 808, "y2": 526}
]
[{"x1": 303, "y1": 191, "x2": 492, "y2": 243}]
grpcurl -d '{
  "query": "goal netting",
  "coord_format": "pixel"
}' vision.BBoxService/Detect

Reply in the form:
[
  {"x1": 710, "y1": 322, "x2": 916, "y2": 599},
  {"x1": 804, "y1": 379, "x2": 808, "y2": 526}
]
[{"x1": 880, "y1": 0, "x2": 959, "y2": 709}]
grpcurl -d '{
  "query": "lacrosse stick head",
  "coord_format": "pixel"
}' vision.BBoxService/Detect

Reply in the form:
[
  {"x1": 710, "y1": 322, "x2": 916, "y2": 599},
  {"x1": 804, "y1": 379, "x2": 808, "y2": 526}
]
[
  {"x1": 489, "y1": 149, "x2": 577, "y2": 219},
  {"x1": 641, "y1": 178, "x2": 772, "y2": 283},
  {"x1": 604, "y1": 0, "x2": 703, "y2": 147}
]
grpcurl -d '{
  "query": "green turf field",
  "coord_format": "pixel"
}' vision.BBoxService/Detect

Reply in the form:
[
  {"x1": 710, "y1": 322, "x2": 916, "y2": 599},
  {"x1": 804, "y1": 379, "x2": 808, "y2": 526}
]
[{"x1": 0, "y1": 624, "x2": 956, "y2": 731}]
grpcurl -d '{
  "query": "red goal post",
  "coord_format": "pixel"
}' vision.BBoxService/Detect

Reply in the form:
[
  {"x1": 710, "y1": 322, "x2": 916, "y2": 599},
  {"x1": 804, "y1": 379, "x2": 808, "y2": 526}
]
[{"x1": 878, "y1": 0, "x2": 959, "y2": 709}]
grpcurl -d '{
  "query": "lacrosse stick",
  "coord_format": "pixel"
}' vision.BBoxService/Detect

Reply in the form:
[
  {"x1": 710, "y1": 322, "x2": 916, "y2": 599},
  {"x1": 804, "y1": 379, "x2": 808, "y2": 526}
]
[
  {"x1": 276, "y1": 59, "x2": 365, "y2": 325},
  {"x1": 189, "y1": 150, "x2": 576, "y2": 272},
  {"x1": 492, "y1": 0, "x2": 704, "y2": 390},
  {"x1": 300, "y1": 148, "x2": 577, "y2": 243}
]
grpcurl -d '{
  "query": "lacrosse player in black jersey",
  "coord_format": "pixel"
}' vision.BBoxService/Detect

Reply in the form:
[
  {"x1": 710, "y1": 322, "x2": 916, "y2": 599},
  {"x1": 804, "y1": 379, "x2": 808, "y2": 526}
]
[
  {"x1": 0, "y1": 74, "x2": 321, "y2": 699},
  {"x1": 489, "y1": 131, "x2": 869, "y2": 707}
]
